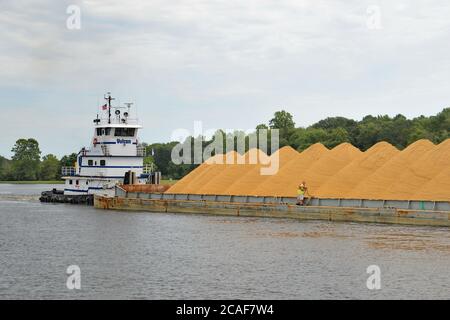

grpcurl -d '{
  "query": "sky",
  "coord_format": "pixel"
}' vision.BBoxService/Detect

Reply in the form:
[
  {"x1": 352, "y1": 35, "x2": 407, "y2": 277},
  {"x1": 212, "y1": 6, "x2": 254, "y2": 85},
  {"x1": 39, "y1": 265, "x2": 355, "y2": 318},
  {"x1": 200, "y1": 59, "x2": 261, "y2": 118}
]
[{"x1": 1, "y1": 0, "x2": 450, "y2": 158}]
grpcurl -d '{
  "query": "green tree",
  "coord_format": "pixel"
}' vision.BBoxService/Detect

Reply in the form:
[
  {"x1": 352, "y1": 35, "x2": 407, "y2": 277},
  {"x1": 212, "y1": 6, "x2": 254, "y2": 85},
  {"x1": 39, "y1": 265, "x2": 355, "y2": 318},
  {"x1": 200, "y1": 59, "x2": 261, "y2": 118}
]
[
  {"x1": 269, "y1": 110, "x2": 295, "y2": 130},
  {"x1": 256, "y1": 124, "x2": 269, "y2": 130},
  {"x1": 146, "y1": 140, "x2": 200, "y2": 180},
  {"x1": 269, "y1": 110, "x2": 296, "y2": 147},
  {"x1": 0, "y1": 155, "x2": 12, "y2": 180},
  {"x1": 60, "y1": 153, "x2": 78, "y2": 167},
  {"x1": 11, "y1": 138, "x2": 41, "y2": 180},
  {"x1": 290, "y1": 127, "x2": 329, "y2": 151},
  {"x1": 324, "y1": 127, "x2": 350, "y2": 148},
  {"x1": 40, "y1": 154, "x2": 60, "y2": 180}
]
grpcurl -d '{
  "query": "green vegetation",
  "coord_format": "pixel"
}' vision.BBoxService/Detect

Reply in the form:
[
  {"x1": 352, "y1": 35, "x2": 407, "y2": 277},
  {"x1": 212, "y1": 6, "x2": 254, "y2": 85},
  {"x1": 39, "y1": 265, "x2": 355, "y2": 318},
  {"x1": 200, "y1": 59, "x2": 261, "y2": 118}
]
[
  {"x1": 1, "y1": 107, "x2": 448, "y2": 182},
  {"x1": 0, "y1": 139, "x2": 65, "y2": 182}
]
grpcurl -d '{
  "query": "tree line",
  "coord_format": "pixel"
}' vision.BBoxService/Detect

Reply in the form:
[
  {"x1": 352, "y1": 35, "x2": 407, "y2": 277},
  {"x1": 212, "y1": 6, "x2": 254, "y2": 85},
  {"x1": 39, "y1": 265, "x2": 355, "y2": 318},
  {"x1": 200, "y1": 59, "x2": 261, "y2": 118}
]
[
  {"x1": 0, "y1": 108, "x2": 448, "y2": 181},
  {"x1": 0, "y1": 139, "x2": 77, "y2": 181}
]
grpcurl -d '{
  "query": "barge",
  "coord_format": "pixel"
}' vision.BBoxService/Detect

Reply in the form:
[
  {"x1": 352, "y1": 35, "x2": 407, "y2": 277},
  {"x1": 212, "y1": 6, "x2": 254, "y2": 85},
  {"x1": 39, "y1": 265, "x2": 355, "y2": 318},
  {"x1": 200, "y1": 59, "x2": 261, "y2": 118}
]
[{"x1": 94, "y1": 186, "x2": 450, "y2": 227}]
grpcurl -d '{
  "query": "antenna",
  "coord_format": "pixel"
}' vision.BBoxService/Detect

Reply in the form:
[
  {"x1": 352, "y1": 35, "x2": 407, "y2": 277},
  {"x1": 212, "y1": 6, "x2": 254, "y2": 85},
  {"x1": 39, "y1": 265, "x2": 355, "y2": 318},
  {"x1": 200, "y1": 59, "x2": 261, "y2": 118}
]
[
  {"x1": 124, "y1": 102, "x2": 133, "y2": 113},
  {"x1": 104, "y1": 92, "x2": 115, "y2": 124}
]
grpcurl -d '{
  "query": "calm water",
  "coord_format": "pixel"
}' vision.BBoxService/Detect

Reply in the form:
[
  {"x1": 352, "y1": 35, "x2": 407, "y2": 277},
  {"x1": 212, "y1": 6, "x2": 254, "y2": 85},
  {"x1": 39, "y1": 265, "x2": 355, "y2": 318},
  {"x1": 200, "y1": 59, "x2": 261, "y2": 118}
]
[{"x1": 0, "y1": 184, "x2": 449, "y2": 299}]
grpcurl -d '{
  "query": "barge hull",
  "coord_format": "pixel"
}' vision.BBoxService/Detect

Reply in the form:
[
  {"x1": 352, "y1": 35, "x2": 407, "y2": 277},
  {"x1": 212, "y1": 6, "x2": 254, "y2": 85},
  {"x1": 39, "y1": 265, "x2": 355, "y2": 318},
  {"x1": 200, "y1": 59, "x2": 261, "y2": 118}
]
[{"x1": 94, "y1": 195, "x2": 450, "y2": 227}]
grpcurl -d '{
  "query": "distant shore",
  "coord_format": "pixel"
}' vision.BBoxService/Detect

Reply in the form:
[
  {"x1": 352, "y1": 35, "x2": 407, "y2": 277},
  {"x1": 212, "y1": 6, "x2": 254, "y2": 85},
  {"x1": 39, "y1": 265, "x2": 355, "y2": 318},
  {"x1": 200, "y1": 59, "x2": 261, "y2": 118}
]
[
  {"x1": 0, "y1": 180, "x2": 178, "y2": 185},
  {"x1": 0, "y1": 181, "x2": 64, "y2": 184}
]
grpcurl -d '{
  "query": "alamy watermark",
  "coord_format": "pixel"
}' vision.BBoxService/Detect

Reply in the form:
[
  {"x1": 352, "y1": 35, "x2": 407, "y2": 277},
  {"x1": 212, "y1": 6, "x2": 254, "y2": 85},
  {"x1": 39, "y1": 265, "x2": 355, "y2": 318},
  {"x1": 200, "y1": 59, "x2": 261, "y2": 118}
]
[
  {"x1": 66, "y1": 5, "x2": 81, "y2": 30},
  {"x1": 66, "y1": 265, "x2": 81, "y2": 290},
  {"x1": 366, "y1": 5, "x2": 382, "y2": 30},
  {"x1": 366, "y1": 265, "x2": 381, "y2": 290},
  {"x1": 170, "y1": 122, "x2": 280, "y2": 175}
]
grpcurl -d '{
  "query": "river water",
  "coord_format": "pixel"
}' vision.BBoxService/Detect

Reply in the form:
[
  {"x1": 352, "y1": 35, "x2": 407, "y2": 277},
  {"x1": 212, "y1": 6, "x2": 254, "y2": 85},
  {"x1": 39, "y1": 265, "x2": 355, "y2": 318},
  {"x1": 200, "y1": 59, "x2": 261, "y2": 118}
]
[{"x1": 0, "y1": 184, "x2": 449, "y2": 299}]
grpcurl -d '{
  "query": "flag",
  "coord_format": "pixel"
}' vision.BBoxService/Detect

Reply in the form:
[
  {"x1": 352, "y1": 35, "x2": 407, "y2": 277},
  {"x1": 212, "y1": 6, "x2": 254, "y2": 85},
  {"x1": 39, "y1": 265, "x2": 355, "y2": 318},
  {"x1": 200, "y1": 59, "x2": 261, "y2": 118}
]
[{"x1": 101, "y1": 104, "x2": 108, "y2": 110}]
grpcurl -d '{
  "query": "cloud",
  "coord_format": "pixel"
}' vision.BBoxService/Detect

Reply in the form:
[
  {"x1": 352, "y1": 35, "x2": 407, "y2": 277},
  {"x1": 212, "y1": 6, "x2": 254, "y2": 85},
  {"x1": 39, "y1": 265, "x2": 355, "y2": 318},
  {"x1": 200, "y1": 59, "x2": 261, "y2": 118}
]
[{"x1": 1, "y1": 0, "x2": 450, "y2": 157}]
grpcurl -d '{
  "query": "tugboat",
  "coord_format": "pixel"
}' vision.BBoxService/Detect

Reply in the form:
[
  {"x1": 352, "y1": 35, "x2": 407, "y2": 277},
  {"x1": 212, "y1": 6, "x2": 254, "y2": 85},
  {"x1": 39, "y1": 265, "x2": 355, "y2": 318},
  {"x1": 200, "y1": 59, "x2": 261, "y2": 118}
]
[{"x1": 40, "y1": 93, "x2": 158, "y2": 205}]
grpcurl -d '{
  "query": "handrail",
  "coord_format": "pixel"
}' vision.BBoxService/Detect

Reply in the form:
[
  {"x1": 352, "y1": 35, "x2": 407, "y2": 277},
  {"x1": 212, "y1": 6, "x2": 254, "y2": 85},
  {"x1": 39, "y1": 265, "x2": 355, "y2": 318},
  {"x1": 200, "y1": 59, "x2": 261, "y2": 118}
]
[
  {"x1": 61, "y1": 167, "x2": 76, "y2": 176},
  {"x1": 143, "y1": 164, "x2": 155, "y2": 174}
]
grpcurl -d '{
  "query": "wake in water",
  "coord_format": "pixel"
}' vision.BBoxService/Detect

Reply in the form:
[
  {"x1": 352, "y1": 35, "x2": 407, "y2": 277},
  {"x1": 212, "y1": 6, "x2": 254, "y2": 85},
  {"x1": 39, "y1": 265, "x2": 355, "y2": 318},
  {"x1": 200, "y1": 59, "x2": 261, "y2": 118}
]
[{"x1": 0, "y1": 194, "x2": 40, "y2": 202}]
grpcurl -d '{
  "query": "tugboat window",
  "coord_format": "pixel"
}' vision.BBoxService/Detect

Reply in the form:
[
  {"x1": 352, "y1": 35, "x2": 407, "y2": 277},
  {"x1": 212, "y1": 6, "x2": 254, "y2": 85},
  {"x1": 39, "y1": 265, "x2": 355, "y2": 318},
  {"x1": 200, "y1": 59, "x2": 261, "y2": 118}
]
[
  {"x1": 96, "y1": 128, "x2": 112, "y2": 136},
  {"x1": 88, "y1": 160, "x2": 93, "y2": 166},
  {"x1": 114, "y1": 128, "x2": 136, "y2": 136},
  {"x1": 69, "y1": 180, "x2": 73, "y2": 185},
  {"x1": 100, "y1": 160, "x2": 106, "y2": 166},
  {"x1": 76, "y1": 180, "x2": 79, "y2": 185}
]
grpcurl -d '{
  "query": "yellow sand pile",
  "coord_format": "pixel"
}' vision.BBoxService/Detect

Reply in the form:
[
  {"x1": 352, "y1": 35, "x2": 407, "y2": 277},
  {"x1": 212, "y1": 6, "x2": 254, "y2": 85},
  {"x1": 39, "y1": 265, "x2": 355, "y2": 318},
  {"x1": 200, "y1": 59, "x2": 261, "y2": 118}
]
[
  {"x1": 250, "y1": 146, "x2": 304, "y2": 196},
  {"x1": 220, "y1": 149, "x2": 272, "y2": 196},
  {"x1": 249, "y1": 143, "x2": 329, "y2": 196},
  {"x1": 195, "y1": 149, "x2": 268, "y2": 195},
  {"x1": 168, "y1": 152, "x2": 231, "y2": 194},
  {"x1": 413, "y1": 166, "x2": 450, "y2": 201},
  {"x1": 290, "y1": 143, "x2": 362, "y2": 197},
  {"x1": 312, "y1": 142, "x2": 400, "y2": 198},
  {"x1": 346, "y1": 139, "x2": 436, "y2": 200},
  {"x1": 167, "y1": 139, "x2": 450, "y2": 201},
  {"x1": 379, "y1": 139, "x2": 450, "y2": 200}
]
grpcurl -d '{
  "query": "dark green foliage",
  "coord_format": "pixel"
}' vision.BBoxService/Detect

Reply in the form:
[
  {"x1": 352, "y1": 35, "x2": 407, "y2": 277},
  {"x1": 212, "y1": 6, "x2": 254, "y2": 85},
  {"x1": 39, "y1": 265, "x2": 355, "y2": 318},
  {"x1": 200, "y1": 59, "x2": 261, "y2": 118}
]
[
  {"x1": 60, "y1": 153, "x2": 78, "y2": 167},
  {"x1": 40, "y1": 154, "x2": 60, "y2": 180},
  {"x1": 145, "y1": 142, "x2": 198, "y2": 180},
  {"x1": 10, "y1": 138, "x2": 41, "y2": 180},
  {"x1": 0, "y1": 155, "x2": 12, "y2": 180}
]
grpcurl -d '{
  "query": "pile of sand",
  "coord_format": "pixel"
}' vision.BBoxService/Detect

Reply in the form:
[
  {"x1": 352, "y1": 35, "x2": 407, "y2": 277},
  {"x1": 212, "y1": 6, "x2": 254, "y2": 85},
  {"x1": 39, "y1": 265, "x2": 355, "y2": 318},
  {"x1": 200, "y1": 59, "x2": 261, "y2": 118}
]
[
  {"x1": 195, "y1": 149, "x2": 268, "y2": 195},
  {"x1": 251, "y1": 143, "x2": 329, "y2": 196},
  {"x1": 287, "y1": 143, "x2": 362, "y2": 197},
  {"x1": 168, "y1": 153, "x2": 230, "y2": 194},
  {"x1": 380, "y1": 139, "x2": 450, "y2": 200},
  {"x1": 246, "y1": 146, "x2": 303, "y2": 196},
  {"x1": 220, "y1": 150, "x2": 275, "y2": 196},
  {"x1": 413, "y1": 165, "x2": 450, "y2": 201},
  {"x1": 181, "y1": 151, "x2": 240, "y2": 194},
  {"x1": 315, "y1": 142, "x2": 400, "y2": 198},
  {"x1": 167, "y1": 139, "x2": 450, "y2": 201},
  {"x1": 346, "y1": 139, "x2": 436, "y2": 200}
]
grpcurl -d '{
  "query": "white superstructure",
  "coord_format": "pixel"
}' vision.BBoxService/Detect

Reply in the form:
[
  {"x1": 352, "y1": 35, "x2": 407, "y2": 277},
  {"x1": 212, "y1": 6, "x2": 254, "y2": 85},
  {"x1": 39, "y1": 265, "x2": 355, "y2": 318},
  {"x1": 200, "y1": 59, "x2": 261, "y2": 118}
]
[{"x1": 62, "y1": 93, "x2": 150, "y2": 196}]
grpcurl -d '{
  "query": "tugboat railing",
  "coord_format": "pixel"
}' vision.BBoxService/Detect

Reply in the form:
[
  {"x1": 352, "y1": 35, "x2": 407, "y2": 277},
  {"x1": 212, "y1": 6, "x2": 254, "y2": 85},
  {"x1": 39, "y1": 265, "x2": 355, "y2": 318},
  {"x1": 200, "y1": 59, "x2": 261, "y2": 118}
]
[
  {"x1": 143, "y1": 164, "x2": 155, "y2": 174},
  {"x1": 61, "y1": 167, "x2": 76, "y2": 176}
]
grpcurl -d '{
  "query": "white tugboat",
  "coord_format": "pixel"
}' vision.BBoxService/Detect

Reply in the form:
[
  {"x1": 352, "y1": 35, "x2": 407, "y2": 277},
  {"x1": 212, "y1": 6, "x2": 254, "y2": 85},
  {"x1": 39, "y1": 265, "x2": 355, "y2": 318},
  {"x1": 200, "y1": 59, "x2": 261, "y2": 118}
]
[{"x1": 60, "y1": 93, "x2": 153, "y2": 197}]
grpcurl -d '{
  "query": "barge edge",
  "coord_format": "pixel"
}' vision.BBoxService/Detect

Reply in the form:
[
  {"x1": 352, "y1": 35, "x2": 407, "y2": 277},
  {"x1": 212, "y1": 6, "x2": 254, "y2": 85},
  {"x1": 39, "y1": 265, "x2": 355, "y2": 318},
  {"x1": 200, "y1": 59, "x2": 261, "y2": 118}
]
[{"x1": 94, "y1": 195, "x2": 450, "y2": 227}]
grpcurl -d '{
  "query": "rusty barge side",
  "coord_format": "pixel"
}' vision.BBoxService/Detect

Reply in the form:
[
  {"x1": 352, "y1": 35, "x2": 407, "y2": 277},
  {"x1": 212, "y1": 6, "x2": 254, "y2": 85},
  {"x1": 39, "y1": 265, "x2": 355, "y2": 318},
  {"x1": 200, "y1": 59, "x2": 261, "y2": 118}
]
[{"x1": 94, "y1": 194, "x2": 450, "y2": 227}]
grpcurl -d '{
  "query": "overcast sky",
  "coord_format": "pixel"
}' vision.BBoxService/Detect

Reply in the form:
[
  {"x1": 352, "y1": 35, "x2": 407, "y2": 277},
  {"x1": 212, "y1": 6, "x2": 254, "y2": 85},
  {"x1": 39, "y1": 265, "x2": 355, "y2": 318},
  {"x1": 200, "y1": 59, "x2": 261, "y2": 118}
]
[{"x1": 1, "y1": 0, "x2": 450, "y2": 158}]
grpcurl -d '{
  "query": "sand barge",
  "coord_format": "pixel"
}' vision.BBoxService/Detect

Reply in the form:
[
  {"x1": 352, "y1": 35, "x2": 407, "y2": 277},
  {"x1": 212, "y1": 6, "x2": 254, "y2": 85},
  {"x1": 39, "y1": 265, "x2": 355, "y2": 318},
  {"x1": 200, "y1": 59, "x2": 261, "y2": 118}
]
[
  {"x1": 96, "y1": 139, "x2": 450, "y2": 227},
  {"x1": 168, "y1": 139, "x2": 450, "y2": 202}
]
